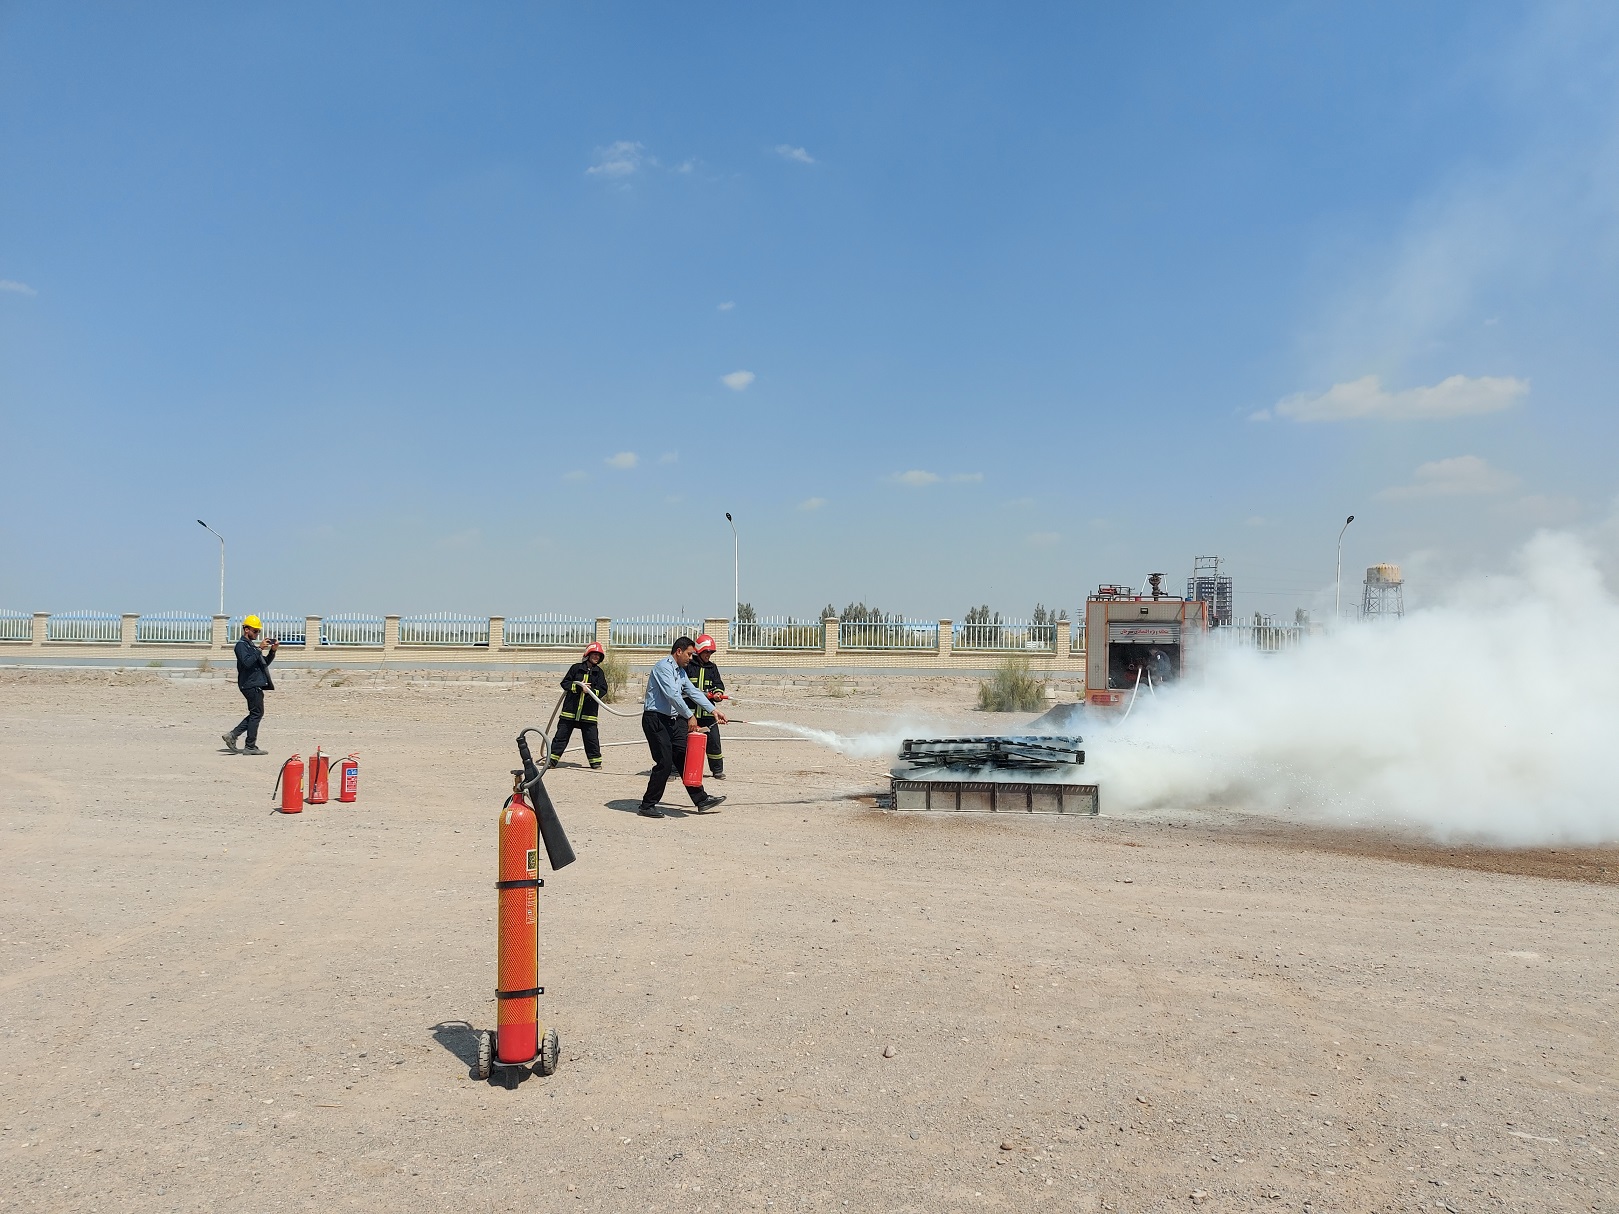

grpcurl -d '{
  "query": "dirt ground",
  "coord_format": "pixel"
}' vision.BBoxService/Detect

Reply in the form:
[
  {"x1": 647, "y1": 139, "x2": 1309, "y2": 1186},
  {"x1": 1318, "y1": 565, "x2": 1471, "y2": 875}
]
[{"x1": 1, "y1": 666, "x2": 1615, "y2": 1214}]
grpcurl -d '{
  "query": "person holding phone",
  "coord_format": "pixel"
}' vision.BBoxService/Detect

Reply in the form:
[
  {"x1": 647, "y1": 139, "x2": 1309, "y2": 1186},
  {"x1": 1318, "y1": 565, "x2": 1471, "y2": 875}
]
[{"x1": 222, "y1": 614, "x2": 278, "y2": 755}]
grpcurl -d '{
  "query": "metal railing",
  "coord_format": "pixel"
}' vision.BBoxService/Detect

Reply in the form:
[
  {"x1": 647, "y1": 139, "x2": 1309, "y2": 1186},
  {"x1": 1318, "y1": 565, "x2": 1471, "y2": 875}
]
[
  {"x1": 227, "y1": 614, "x2": 307, "y2": 645},
  {"x1": 837, "y1": 619, "x2": 939, "y2": 651},
  {"x1": 953, "y1": 620, "x2": 1057, "y2": 652},
  {"x1": 502, "y1": 615, "x2": 597, "y2": 648},
  {"x1": 729, "y1": 617, "x2": 825, "y2": 650},
  {"x1": 609, "y1": 618, "x2": 702, "y2": 649},
  {"x1": 321, "y1": 614, "x2": 384, "y2": 647},
  {"x1": 136, "y1": 612, "x2": 212, "y2": 644},
  {"x1": 0, "y1": 610, "x2": 31, "y2": 642},
  {"x1": 398, "y1": 613, "x2": 490, "y2": 646},
  {"x1": 1206, "y1": 623, "x2": 1308, "y2": 654},
  {"x1": 46, "y1": 611, "x2": 120, "y2": 643}
]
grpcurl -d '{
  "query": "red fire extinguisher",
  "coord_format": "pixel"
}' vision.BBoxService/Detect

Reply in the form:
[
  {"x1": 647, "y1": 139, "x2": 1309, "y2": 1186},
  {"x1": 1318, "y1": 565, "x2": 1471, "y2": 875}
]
[
  {"x1": 272, "y1": 754, "x2": 304, "y2": 814},
  {"x1": 337, "y1": 753, "x2": 359, "y2": 803},
  {"x1": 496, "y1": 788, "x2": 542, "y2": 1065},
  {"x1": 306, "y1": 748, "x2": 331, "y2": 804},
  {"x1": 681, "y1": 725, "x2": 707, "y2": 788}
]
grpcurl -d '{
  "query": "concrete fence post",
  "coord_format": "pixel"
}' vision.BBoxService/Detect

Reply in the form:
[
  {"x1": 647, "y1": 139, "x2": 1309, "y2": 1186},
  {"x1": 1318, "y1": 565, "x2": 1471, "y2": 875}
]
[
  {"x1": 937, "y1": 619, "x2": 953, "y2": 667},
  {"x1": 595, "y1": 617, "x2": 612, "y2": 648},
  {"x1": 212, "y1": 615, "x2": 228, "y2": 649},
  {"x1": 121, "y1": 613, "x2": 138, "y2": 648},
  {"x1": 704, "y1": 618, "x2": 728, "y2": 656},
  {"x1": 383, "y1": 616, "x2": 400, "y2": 655},
  {"x1": 305, "y1": 616, "x2": 322, "y2": 650},
  {"x1": 489, "y1": 616, "x2": 504, "y2": 650},
  {"x1": 1058, "y1": 619, "x2": 1073, "y2": 663},
  {"x1": 32, "y1": 612, "x2": 48, "y2": 647},
  {"x1": 823, "y1": 617, "x2": 839, "y2": 659}
]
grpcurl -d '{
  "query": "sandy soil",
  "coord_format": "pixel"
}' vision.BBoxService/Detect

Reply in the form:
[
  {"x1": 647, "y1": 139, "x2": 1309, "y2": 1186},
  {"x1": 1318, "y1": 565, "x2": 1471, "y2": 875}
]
[{"x1": 1, "y1": 667, "x2": 1615, "y2": 1213}]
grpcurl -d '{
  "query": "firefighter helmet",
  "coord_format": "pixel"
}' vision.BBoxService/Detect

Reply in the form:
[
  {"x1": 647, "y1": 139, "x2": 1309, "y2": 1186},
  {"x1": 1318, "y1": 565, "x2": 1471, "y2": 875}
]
[
  {"x1": 584, "y1": 642, "x2": 605, "y2": 659},
  {"x1": 694, "y1": 634, "x2": 716, "y2": 655}
]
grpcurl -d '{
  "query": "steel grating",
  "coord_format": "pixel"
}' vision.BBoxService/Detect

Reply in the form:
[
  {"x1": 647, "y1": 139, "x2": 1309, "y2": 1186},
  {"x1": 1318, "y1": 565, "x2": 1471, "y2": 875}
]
[{"x1": 890, "y1": 778, "x2": 1099, "y2": 815}]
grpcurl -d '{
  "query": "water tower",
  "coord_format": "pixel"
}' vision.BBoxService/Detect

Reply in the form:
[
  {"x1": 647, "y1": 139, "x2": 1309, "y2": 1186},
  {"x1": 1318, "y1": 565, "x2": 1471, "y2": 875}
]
[{"x1": 1361, "y1": 563, "x2": 1404, "y2": 620}]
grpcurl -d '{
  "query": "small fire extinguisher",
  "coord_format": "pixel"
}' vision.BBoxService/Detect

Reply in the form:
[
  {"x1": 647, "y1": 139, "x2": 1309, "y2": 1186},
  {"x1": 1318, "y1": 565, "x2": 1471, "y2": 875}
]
[
  {"x1": 681, "y1": 726, "x2": 707, "y2": 788},
  {"x1": 272, "y1": 754, "x2": 304, "y2": 814},
  {"x1": 337, "y1": 753, "x2": 359, "y2": 803},
  {"x1": 306, "y1": 748, "x2": 331, "y2": 804}
]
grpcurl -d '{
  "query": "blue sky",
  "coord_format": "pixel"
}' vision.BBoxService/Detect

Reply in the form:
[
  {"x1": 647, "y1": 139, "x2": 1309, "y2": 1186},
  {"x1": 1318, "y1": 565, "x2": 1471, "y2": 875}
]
[{"x1": 3, "y1": 2, "x2": 1616, "y2": 623}]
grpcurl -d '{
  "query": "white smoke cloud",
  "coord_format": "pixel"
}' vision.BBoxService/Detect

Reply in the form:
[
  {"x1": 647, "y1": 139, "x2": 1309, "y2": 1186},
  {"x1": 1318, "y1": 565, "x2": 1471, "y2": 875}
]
[{"x1": 1086, "y1": 528, "x2": 1619, "y2": 846}]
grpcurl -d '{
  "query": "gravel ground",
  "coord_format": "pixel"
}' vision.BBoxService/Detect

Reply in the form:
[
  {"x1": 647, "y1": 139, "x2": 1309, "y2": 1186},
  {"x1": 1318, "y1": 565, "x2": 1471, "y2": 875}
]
[{"x1": 0, "y1": 667, "x2": 1614, "y2": 1213}]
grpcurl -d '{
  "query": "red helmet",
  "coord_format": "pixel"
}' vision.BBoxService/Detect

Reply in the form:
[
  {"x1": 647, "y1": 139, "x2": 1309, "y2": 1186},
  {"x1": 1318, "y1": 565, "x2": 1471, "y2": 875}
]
[
  {"x1": 694, "y1": 634, "x2": 716, "y2": 655},
  {"x1": 584, "y1": 642, "x2": 605, "y2": 659}
]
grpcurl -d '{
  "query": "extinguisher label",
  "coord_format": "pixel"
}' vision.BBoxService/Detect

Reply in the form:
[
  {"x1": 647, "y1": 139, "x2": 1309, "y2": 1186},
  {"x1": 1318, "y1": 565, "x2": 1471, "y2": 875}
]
[{"x1": 526, "y1": 848, "x2": 538, "y2": 874}]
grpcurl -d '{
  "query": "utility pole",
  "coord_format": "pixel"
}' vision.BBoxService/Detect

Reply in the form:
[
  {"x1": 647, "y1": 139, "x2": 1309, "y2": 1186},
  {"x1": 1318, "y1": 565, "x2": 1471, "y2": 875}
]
[
  {"x1": 1334, "y1": 514, "x2": 1355, "y2": 625},
  {"x1": 197, "y1": 520, "x2": 225, "y2": 617},
  {"x1": 725, "y1": 512, "x2": 738, "y2": 620}
]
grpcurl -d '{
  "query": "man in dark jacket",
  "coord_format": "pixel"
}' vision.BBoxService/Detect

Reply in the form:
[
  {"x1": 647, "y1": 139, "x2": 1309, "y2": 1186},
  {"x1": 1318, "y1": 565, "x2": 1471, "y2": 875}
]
[
  {"x1": 682, "y1": 633, "x2": 727, "y2": 779},
  {"x1": 550, "y1": 642, "x2": 609, "y2": 770},
  {"x1": 222, "y1": 614, "x2": 278, "y2": 755}
]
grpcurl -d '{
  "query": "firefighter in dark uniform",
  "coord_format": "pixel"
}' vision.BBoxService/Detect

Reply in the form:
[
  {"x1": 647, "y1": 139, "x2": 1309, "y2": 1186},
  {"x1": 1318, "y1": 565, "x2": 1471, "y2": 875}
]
[
  {"x1": 683, "y1": 634, "x2": 727, "y2": 779},
  {"x1": 549, "y1": 642, "x2": 609, "y2": 770}
]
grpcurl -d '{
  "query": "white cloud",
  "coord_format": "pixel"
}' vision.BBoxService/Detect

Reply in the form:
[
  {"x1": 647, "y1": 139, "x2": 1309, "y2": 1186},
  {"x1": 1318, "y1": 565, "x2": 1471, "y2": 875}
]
[
  {"x1": 0, "y1": 279, "x2": 36, "y2": 296},
  {"x1": 1025, "y1": 531, "x2": 1062, "y2": 548},
  {"x1": 775, "y1": 144, "x2": 815, "y2": 164},
  {"x1": 798, "y1": 497, "x2": 827, "y2": 511},
  {"x1": 891, "y1": 470, "x2": 942, "y2": 488},
  {"x1": 1270, "y1": 374, "x2": 1528, "y2": 423},
  {"x1": 717, "y1": 301, "x2": 735, "y2": 312},
  {"x1": 658, "y1": 451, "x2": 679, "y2": 465},
  {"x1": 720, "y1": 370, "x2": 755, "y2": 391},
  {"x1": 586, "y1": 141, "x2": 648, "y2": 178},
  {"x1": 564, "y1": 470, "x2": 588, "y2": 482},
  {"x1": 1380, "y1": 455, "x2": 1520, "y2": 499},
  {"x1": 605, "y1": 451, "x2": 639, "y2": 469},
  {"x1": 951, "y1": 472, "x2": 984, "y2": 483}
]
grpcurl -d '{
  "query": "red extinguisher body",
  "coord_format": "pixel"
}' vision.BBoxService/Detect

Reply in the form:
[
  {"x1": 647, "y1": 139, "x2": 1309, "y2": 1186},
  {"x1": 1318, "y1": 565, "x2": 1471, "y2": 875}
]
[
  {"x1": 276, "y1": 755, "x2": 304, "y2": 814},
  {"x1": 337, "y1": 755, "x2": 359, "y2": 802},
  {"x1": 496, "y1": 791, "x2": 541, "y2": 1064},
  {"x1": 681, "y1": 726, "x2": 706, "y2": 788},
  {"x1": 306, "y1": 750, "x2": 330, "y2": 804}
]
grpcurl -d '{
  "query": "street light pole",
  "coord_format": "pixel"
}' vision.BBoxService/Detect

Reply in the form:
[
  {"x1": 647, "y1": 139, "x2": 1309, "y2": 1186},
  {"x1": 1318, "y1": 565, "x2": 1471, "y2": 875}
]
[
  {"x1": 1334, "y1": 514, "x2": 1355, "y2": 625},
  {"x1": 725, "y1": 512, "x2": 738, "y2": 621},
  {"x1": 197, "y1": 520, "x2": 225, "y2": 617}
]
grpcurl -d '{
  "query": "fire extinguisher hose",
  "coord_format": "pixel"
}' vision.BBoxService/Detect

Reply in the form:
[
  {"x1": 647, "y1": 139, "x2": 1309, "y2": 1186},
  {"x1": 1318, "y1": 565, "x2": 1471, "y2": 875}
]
[{"x1": 270, "y1": 757, "x2": 294, "y2": 802}]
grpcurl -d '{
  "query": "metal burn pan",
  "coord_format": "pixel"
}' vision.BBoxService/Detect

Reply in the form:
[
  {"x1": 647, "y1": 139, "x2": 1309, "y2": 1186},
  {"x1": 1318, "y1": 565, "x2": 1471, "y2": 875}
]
[{"x1": 889, "y1": 779, "x2": 1099, "y2": 816}]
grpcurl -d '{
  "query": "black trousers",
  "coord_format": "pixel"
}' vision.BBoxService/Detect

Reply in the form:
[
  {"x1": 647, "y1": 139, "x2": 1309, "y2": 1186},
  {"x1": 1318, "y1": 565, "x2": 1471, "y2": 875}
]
[
  {"x1": 550, "y1": 718, "x2": 601, "y2": 766},
  {"x1": 640, "y1": 712, "x2": 706, "y2": 809},
  {"x1": 695, "y1": 719, "x2": 723, "y2": 774},
  {"x1": 233, "y1": 687, "x2": 265, "y2": 747}
]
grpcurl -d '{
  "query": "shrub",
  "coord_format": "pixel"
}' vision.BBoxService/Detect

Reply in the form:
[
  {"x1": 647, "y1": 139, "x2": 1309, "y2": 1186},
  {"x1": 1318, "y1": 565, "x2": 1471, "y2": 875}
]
[
  {"x1": 977, "y1": 656, "x2": 1047, "y2": 712},
  {"x1": 601, "y1": 649, "x2": 632, "y2": 702}
]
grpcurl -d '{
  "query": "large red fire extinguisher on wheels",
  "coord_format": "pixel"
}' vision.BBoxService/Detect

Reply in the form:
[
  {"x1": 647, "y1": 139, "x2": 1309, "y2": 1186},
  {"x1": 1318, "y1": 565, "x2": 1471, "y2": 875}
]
[{"x1": 474, "y1": 728, "x2": 576, "y2": 1088}]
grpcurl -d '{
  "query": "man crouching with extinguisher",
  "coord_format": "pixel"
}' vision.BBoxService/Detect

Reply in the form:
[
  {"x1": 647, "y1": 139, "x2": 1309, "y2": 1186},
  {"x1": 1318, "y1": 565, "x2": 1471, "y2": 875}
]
[
  {"x1": 221, "y1": 614, "x2": 277, "y2": 756},
  {"x1": 683, "y1": 633, "x2": 727, "y2": 780},
  {"x1": 636, "y1": 636, "x2": 727, "y2": 818},
  {"x1": 549, "y1": 642, "x2": 609, "y2": 770}
]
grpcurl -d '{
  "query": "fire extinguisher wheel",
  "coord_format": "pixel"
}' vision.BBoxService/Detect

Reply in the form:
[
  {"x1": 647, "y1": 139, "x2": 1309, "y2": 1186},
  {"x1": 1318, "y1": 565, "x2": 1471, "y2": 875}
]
[
  {"x1": 474, "y1": 1030, "x2": 492, "y2": 1081},
  {"x1": 537, "y1": 1026, "x2": 560, "y2": 1077}
]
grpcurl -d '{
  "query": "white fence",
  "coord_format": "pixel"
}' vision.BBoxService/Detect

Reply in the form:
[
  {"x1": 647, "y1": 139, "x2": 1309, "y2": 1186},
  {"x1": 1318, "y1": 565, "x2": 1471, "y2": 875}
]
[
  {"x1": 953, "y1": 620, "x2": 1057, "y2": 652},
  {"x1": 0, "y1": 611, "x2": 30, "y2": 642},
  {"x1": 838, "y1": 619, "x2": 940, "y2": 650},
  {"x1": 136, "y1": 612, "x2": 212, "y2": 644},
  {"x1": 46, "y1": 611, "x2": 120, "y2": 642},
  {"x1": 503, "y1": 615, "x2": 596, "y2": 648},
  {"x1": 227, "y1": 614, "x2": 307, "y2": 645},
  {"x1": 398, "y1": 613, "x2": 490, "y2": 646},
  {"x1": 729, "y1": 617, "x2": 825, "y2": 650},
  {"x1": 609, "y1": 618, "x2": 702, "y2": 649},
  {"x1": 321, "y1": 614, "x2": 384, "y2": 647},
  {"x1": 1206, "y1": 623, "x2": 1308, "y2": 654}
]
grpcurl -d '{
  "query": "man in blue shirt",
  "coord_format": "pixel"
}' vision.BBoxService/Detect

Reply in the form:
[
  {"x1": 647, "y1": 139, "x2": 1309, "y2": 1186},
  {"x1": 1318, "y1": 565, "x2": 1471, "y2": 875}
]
[{"x1": 638, "y1": 636, "x2": 728, "y2": 818}]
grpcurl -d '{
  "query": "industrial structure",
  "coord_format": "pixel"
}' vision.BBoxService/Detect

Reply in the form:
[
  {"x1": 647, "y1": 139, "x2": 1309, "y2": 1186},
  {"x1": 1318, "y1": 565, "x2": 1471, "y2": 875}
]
[
  {"x1": 890, "y1": 736, "x2": 1098, "y2": 815},
  {"x1": 1084, "y1": 575, "x2": 1209, "y2": 707},
  {"x1": 1361, "y1": 563, "x2": 1404, "y2": 621},
  {"x1": 1186, "y1": 556, "x2": 1233, "y2": 628}
]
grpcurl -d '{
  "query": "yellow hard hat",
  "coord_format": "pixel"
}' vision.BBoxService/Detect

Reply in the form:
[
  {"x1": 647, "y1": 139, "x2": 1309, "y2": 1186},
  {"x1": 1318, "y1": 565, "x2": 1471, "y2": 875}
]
[{"x1": 243, "y1": 614, "x2": 263, "y2": 630}]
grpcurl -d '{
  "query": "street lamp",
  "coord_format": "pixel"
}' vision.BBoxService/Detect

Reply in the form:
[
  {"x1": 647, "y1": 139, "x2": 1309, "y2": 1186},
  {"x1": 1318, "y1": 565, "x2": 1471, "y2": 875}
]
[
  {"x1": 724, "y1": 512, "x2": 738, "y2": 621},
  {"x1": 197, "y1": 520, "x2": 225, "y2": 617},
  {"x1": 1334, "y1": 514, "x2": 1355, "y2": 625}
]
